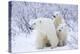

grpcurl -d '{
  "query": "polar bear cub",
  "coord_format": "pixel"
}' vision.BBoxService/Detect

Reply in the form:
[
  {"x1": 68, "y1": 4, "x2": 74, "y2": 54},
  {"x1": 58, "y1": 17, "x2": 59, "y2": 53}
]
[
  {"x1": 56, "y1": 24, "x2": 67, "y2": 46},
  {"x1": 53, "y1": 12, "x2": 67, "y2": 46},
  {"x1": 30, "y1": 18, "x2": 59, "y2": 49}
]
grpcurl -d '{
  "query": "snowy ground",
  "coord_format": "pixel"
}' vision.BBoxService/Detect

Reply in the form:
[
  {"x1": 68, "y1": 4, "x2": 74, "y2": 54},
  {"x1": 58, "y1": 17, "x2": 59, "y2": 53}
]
[
  {"x1": 11, "y1": 27, "x2": 78, "y2": 53},
  {"x1": 9, "y1": 2, "x2": 78, "y2": 53}
]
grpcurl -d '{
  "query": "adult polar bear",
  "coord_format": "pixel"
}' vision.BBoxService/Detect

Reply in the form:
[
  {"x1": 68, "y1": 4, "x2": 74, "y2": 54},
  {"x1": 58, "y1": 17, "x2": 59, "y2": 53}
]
[
  {"x1": 53, "y1": 12, "x2": 67, "y2": 46},
  {"x1": 29, "y1": 18, "x2": 59, "y2": 49}
]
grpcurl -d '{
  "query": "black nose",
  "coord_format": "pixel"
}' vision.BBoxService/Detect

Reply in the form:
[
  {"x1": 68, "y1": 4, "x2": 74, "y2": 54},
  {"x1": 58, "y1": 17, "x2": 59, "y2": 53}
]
[
  {"x1": 53, "y1": 16, "x2": 56, "y2": 18},
  {"x1": 29, "y1": 27, "x2": 33, "y2": 30}
]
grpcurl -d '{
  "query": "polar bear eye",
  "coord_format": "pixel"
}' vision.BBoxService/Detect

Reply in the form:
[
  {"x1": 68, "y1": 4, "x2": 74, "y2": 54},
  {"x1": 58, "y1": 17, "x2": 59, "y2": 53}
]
[{"x1": 34, "y1": 23, "x2": 36, "y2": 25}]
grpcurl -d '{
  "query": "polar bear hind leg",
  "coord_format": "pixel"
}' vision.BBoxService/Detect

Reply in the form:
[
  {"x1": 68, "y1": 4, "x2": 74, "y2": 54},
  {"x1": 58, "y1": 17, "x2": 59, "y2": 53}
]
[{"x1": 36, "y1": 32, "x2": 49, "y2": 49}]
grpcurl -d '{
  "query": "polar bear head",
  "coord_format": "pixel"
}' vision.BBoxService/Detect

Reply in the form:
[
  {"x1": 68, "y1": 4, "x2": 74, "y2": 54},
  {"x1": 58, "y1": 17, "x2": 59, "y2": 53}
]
[
  {"x1": 53, "y1": 11, "x2": 62, "y2": 18},
  {"x1": 56, "y1": 24, "x2": 67, "y2": 33},
  {"x1": 29, "y1": 18, "x2": 42, "y2": 30},
  {"x1": 52, "y1": 11, "x2": 64, "y2": 28},
  {"x1": 56, "y1": 25, "x2": 63, "y2": 33}
]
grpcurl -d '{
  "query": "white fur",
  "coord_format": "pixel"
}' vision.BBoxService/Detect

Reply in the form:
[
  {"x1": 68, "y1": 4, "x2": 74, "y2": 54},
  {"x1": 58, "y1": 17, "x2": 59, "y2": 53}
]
[
  {"x1": 56, "y1": 24, "x2": 67, "y2": 46},
  {"x1": 53, "y1": 12, "x2": 66, "y2": 28},
  {"x1": 30, "y1": 18, "x2": 59, "y2": 49},
  {"x1": 53, "y1": 12, "x2": 67, "y2": 46}
]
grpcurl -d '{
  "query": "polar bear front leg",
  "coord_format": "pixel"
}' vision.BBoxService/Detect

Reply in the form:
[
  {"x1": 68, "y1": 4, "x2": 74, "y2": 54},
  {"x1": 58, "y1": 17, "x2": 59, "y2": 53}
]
[
  {"x1": 50, "y1": 41, "x2": 58, "y2": 49},
  {"x1": 58, "y1": 40, "x2": 63, "y2": 46},
  {"x1": 48, "y1": 35, "x2": 59, "y2": 49},
  {"x1": 36, "y1": 32, "x2": 46, "y2": 49},
  {"x1": 36, "y1": 39, "x2": 44, "y2": 49},
  {"x1": 58, "y1": 39, "x2": 66, "y2": 46},
  {"x1": 62, "y1": 37, "x2": 67, "y2": 46}
]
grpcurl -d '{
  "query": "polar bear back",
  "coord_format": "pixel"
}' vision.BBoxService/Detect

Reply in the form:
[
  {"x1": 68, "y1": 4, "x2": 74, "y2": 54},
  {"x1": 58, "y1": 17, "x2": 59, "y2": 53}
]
[
  {"x1": 34, "y1": 18, "x2": 58, "y2": 43},
  {"x1": 35, "y1": 18, "x2": 57, "y2": 35}
]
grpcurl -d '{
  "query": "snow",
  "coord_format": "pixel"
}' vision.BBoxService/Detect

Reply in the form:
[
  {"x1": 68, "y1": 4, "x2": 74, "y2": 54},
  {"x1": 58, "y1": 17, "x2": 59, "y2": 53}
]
[
  {"x1": 11, "y1": 27, "x2": 78, "y2": 53},
  {"x1": 9, "y1": 2, "x2": 78, "y2": 53}
]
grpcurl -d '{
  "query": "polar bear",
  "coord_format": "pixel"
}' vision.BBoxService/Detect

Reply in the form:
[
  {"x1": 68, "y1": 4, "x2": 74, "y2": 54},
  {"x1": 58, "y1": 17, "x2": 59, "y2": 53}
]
[
  {"x1": 29, "y1": 18, "x2": 59, "y2": 49},
  {"x1": 56, "y1": 24, "x2": 67, "y2": 46},
  {"x1": 53, "y1": 12, "x2": 66, "y2": 29},
  {"x1": 52, "y1": 12, "x2": 67, "y2": 46}
]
